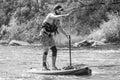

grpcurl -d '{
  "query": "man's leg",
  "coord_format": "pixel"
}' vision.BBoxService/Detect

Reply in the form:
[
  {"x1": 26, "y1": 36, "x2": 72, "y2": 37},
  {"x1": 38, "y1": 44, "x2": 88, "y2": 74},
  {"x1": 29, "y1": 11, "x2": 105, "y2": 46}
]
[
  {"x1": 42, "y1": 46, "x2": 50, "y2": 70},
  {"x1": 50, "y1": 46, "x2": 58, "y2": 70}
]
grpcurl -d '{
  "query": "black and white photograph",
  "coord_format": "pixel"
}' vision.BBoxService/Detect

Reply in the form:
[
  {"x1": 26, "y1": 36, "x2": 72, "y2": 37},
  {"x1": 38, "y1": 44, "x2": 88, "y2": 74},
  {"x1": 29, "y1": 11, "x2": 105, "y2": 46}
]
[{"x1": 0, "y1": 0, "x2": 120, "y2": 80}]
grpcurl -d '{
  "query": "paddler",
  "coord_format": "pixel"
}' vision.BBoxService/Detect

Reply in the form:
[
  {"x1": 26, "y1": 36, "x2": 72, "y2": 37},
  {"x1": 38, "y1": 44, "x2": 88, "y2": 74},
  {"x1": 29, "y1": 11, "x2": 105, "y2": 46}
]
[{"x1": 39, "y1": 4, "x2": 71, "y2": 70}]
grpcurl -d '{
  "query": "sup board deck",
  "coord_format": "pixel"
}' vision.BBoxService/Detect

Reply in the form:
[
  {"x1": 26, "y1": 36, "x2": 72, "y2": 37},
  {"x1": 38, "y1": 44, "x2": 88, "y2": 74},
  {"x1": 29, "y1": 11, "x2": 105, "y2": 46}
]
[{"x1": 27, "y1": 66, "x2": 91, "y2": 75}]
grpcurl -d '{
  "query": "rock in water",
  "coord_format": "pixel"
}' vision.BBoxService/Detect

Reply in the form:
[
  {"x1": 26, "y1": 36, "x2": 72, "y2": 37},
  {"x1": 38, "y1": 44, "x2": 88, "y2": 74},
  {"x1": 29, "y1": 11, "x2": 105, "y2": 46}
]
[{"x1": 9, "y1": 40, "x2": 30, "y2": 46}]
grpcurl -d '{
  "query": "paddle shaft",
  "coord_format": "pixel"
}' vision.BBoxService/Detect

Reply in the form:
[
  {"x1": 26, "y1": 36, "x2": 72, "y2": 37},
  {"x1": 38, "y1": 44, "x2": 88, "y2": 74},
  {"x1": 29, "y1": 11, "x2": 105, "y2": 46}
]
[
  {"x1": 69, "y1": 16, "x2": 72, "y2": 66},
  {"x1": 69, "y1": 35, "x2": 72, "y2": 66}
]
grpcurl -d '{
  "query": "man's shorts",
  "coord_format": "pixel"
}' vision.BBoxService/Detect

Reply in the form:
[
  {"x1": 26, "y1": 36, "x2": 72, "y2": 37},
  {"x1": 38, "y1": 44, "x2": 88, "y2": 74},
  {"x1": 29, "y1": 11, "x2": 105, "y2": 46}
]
[{"x1": 39, "y1": 31, "x2": 55, "y2": 47}]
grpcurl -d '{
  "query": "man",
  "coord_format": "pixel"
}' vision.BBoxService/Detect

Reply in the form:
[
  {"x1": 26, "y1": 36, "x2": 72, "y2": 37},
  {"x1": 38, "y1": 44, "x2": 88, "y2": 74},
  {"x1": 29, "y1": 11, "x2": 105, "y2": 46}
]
[{"x1": 39, "y1": 4, "x2": 70, "y2": 70}]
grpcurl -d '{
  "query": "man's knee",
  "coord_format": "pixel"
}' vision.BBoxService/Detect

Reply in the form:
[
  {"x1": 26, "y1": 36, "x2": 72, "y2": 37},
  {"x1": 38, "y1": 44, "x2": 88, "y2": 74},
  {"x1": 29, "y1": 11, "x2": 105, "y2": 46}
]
[
  {"x1": 43, "y1": 52, "x2": 48, "y2": 55},
  {"x1": 50, "y1": 46, "x2": 57, "y2": 57},
  {"x1": 43, "y1": 47, "x2": 49, "y2": 55}
]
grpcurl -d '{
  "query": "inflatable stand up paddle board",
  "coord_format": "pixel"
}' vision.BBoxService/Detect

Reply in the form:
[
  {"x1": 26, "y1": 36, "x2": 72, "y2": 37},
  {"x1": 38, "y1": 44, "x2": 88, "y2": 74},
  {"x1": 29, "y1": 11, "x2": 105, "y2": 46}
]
[{"x1": 27, "y1": 65, "x2": 92, "y2": 75}]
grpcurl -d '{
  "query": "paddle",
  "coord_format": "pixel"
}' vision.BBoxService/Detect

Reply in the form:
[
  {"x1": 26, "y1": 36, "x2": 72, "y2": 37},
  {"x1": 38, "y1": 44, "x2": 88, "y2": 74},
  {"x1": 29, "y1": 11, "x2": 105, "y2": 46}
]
[
  {"x1": 69, "y1": 17, "x2": 72, "y2": 67},
  {"x1": 62, "y1": 17, "x2": 74, "y2": 70}
]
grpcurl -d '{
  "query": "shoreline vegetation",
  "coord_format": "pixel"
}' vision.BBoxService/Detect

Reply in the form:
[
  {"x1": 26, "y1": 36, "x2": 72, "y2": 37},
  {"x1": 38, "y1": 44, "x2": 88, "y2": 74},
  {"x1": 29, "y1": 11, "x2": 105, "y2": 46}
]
[{"x1": 0, "y1": 0, "x2": 120, "y2": 47}]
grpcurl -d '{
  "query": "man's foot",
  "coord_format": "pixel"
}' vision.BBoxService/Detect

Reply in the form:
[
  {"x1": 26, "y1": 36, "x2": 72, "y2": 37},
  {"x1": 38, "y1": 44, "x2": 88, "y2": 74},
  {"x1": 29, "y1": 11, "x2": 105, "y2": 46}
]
[
  {"x1": 42, "y1": 66, "x2": 50, "y2": 71},
  {"x1": 42, "y1": 62, "x2": 50, "y2": 70},
  {"x1": 52, "y1": 66, "x2": 60, "y2": 70}
]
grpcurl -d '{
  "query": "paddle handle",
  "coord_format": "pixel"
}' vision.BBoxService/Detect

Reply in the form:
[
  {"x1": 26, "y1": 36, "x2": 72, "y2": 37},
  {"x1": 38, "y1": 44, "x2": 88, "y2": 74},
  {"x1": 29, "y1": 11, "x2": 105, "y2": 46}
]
[{"x1": 69, "y1": 35, "x2": 72, "y2": 66}]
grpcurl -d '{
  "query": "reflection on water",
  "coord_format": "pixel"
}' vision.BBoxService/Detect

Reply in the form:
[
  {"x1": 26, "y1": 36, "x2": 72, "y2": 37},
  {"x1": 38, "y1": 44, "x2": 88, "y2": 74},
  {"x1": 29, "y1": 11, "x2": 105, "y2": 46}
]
[
  {"x1": 0, "y1": 46, "x2": 120, "y2": 80},
  {"x1": 26, "y1": 75, "x2": 91, "y2": 80}
]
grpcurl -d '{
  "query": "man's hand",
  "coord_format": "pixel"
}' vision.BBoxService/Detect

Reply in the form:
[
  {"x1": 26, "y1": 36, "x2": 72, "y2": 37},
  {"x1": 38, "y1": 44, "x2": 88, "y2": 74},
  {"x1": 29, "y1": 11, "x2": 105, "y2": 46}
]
[
  {"x1": 65, "y1": 34, "x2": 70, "y2": 39},
  {"x1": 68, "y1": 7, "x2": 78, "y2": 15}
]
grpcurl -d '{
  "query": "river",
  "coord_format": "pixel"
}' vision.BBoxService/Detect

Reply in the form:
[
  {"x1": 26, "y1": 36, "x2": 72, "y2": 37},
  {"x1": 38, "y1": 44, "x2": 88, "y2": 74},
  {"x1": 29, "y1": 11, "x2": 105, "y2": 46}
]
[{"x1": 0, "y1": 44, "x2": 120, "y2": 80}]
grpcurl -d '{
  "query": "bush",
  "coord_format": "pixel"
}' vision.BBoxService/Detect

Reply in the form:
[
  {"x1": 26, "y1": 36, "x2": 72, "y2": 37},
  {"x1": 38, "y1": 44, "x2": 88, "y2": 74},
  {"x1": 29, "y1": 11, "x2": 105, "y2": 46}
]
[
  {"x1": 88, "y1": 12, "x2": 120, "y2": 42},
  {"x1": 7, "y1": 15, "x2": 43, "y2": 43},
  {"x1": 102, "y1": 12, "x2": 120, "y2": 42}
]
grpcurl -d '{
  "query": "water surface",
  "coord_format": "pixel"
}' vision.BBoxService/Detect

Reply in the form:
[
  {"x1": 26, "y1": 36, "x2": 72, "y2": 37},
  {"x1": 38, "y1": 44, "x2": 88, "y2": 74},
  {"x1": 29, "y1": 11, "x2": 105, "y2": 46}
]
[{"x1": 0, "y1": 45, "x2": 120, "y2": 80}]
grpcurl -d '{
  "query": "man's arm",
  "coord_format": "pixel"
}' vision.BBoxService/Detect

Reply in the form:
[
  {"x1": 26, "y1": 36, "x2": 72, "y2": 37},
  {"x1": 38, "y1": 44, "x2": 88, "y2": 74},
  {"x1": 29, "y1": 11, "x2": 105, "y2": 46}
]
[
  {"x1": 50, "y1": 13, "x2": 69, "y2": 19},
  {"x1": 58, "y1": 24, "x2": 68, "y2": 38}
]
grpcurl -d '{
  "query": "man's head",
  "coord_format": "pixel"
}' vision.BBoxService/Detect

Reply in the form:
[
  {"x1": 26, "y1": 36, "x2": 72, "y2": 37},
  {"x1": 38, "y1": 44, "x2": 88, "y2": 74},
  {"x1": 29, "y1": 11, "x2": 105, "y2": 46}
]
[{"x1": 53, "y1": 4, "x2": 64, "y2": 15}]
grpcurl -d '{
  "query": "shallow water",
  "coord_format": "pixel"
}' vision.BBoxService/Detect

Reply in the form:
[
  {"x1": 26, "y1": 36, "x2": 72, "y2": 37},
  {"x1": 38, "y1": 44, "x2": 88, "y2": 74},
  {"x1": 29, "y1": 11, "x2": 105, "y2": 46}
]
[{"x1": 0, "y1": 45, "x2": 120, "y2": 80}]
